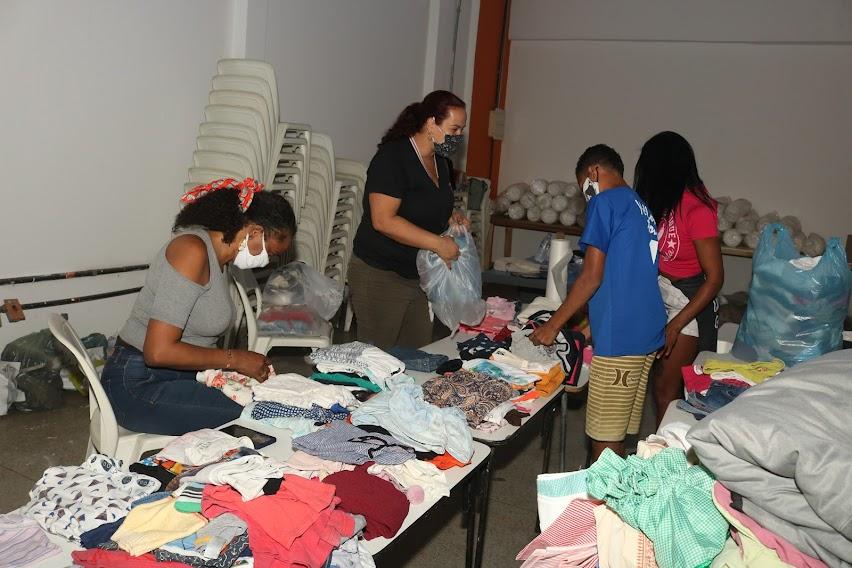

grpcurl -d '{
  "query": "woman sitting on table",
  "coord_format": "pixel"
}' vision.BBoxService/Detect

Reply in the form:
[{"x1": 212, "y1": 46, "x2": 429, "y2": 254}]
[
  {"x1": 101, "y1": 178, "x2": 296, "y2": 435},
  {"x1": 349, "y1": 90, "x2": 469, "y2": 350},
  {"x1": 633, "y1": 131, "x2": 723, "y2": 427}
]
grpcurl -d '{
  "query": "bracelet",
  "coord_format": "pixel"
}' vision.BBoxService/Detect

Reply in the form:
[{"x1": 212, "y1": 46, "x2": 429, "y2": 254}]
[{"x1": 225, "y1": 349, "x2": 233, "y2": 369}]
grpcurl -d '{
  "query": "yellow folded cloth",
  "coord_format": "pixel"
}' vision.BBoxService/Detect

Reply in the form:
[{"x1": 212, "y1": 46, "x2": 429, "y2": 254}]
[
  {"x1": 112, "y1": 496, "x2": 207, "y2": 556},
  {"x1": 702, "y1": 358, "x2": 785, "y2": 383}
]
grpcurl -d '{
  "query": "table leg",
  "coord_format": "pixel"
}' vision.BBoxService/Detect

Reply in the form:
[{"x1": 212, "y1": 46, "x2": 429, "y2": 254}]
[
  {"x1": 503, "y1": 227, "x2": 513, "y2": 258},
  {"x1": 540, "y1": 404, "x2": 557, "y2": 473},
  {"x1": 463, "y1": 475, "x2": 476, "y2": 568},
  {"x1": 473, "y1": 454, "x2": 493, "y2": 568},
  {"x1": 560, "y1": 390, "x2": 567, "y2": 472},
  {"x1": 484, "y1": 221, "x2": 495, "y2": 269}
]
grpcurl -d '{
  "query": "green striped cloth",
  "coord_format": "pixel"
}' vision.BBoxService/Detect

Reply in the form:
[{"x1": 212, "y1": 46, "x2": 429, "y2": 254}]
[{"x1": 587, "y1": 448, "x2": 728, "y2": 568}]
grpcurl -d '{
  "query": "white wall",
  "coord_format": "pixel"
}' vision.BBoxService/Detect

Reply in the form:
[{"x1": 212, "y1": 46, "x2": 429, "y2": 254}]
[
  {"x1": 495, "y1": 1, "x2": 852, "y2": 301},
  {"x1": 0, "y1": 0, "x2": 233, "y2": 346},
  {"x1": 0, "y1": 0, "x2": 477, "y2": 346}
]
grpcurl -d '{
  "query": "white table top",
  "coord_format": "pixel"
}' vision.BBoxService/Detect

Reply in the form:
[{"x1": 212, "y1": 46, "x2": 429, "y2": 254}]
[
  {"x1": 408, "y1": 334, "x2": 570, "y2": 444},
  {"x1": 29, "y1": 416, "x2": 490, "y2": 566}
]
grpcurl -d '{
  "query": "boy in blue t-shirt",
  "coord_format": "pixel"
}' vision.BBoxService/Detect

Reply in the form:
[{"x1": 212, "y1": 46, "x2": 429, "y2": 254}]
[{"x1": 531, "y1": 144, "x2": 665, "y2": 461}]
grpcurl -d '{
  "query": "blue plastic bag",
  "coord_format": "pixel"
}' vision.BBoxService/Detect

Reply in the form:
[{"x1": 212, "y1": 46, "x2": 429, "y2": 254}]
[
  {"x1": 733, "y1": 223, "x2": 851, "y2": 366},
  {"x1": 416, "y1": 224, "x2": 486, "y2": 334}
]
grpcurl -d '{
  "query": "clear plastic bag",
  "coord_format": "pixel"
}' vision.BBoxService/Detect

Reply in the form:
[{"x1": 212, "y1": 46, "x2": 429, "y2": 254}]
[
  {"x1": 261, "y1": 261, "x2": 343, "y2": 321},
  {"x1": 257, "y1": 304, "x2": 331, "y2": 337},
  {"x1": 733, "y1": 223, "x2": 851, "y2": 366},
  {"x1": 416, "y1": 224, "x2": 486, "y2": 333}
]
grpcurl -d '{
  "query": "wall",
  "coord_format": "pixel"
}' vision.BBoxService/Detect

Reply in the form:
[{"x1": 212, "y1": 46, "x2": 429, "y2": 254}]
[
  {"x1": 495, "y1": 1, "x2": 852, "y2": 301},
  {"x1": 0, "y1": 0, "x2": 234, "y2": 346},
  {"x1": 243, "y1": 0, "x2": 472, "y2": 165},
  {"x1": 0, "y1": 0, "x2": 476, "y2": 346}
]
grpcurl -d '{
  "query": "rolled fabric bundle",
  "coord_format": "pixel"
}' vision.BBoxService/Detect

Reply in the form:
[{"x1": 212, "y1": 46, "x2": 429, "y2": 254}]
[
  {"x1": 547, "y1": 181, "x2": 566, "y2": 196},
  {"x1": 508, "y1": 203, "x2": 525, "y2": 220},
  {"x1": 735, "y1": 217, "x2": 757, "y2": 235},
  {"x1": 559, "y1": 210, "x2": 577, "y2": 227},
  {"x1": 564, "y1": 182, "x2": 581, "y2": 198},
  {"x1": 756, "y1": 211, "x2": 779, "y2": 232},
  {"x1": 520, "y1": 192, "x2": 536, "y2": 209},
  {"x1": 495, "y1": 195, "x2": 511, "y2": 213},
  {"x1": 536, "y1": 194, "x2": 553, "y2": 209},
  {"x1": 566, "y1": 195, "x2": 586, "y2": 215},
  {"x1": 552, "y1": 194, "x2": 569, "y2": 212},
  {"x1": 541, "y1": 208, "x2": 558, "y2": 225},
  {"x1": 781, "y1": 215, "x2": 802, "y2": 234},
  {"x1": 802, "y1": 233, "x2": 826, "y2": 257},
  {"x1": 744, "y1": 231, "x2": 760, "y2": 249},
  {"x1": 504, "y1": 183, "x2": 528, "y2": 202},
  {"x1": 530, "y1": 178, "x2": 548, "y2": 196},
  {"x1": 722, "y1": 228, "x2": 743, "y2": 247},
  {"x1": 526, "y1": 206, "x2": 542, "y2": 222},
  {"x1": 718, "y1": 215, "x2": 732, "y2": 232}
]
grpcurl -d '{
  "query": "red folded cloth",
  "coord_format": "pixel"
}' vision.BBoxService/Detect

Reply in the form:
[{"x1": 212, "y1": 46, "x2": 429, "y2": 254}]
[
  {"x1": 72, "y1": 549, "x2": 188, "y2": 568},
  {"x1": 323, "y1": 463, "x2": 409, "y2": 540}
]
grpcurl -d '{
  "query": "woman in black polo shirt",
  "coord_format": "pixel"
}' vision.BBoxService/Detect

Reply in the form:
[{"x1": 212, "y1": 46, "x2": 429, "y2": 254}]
[{"x1": 350, "y1": 90, "x2": 468, "y2": 349}]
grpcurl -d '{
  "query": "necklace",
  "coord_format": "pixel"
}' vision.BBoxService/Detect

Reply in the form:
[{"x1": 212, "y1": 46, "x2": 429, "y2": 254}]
[{"x1": 410, "y1": 137, "x2": 439, "y2": 186}]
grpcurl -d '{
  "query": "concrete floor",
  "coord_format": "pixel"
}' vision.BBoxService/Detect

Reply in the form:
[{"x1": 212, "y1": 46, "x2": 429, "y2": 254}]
[{"x1": 0, "y1": 323, "x2": 656, "y2": 567}]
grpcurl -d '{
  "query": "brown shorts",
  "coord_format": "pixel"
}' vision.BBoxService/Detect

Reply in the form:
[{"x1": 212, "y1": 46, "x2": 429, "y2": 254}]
[{"x1": 585, "y1": 354, "x2": 655, "y2": 442}]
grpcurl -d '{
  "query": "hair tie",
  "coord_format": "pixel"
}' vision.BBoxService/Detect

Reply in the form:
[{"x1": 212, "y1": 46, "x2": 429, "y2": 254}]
[{"x1": 180, "y1": 177, "x2": 264, "y2": 212}]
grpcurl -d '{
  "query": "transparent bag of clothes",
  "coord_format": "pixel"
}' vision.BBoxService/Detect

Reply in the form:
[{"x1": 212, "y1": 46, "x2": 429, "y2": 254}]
[
  {"x1": 416, "y1": 224, "x2": 486, "y2": 333},
  {"x1": 733, "y1": 223, "x2": 851, "y2": 366},
  {"x1": 257, "y1": 304, "x2": 331, "y2": 337},
  {"x1": 262, "y1": 261, "x2": 344, "y2": 321}
]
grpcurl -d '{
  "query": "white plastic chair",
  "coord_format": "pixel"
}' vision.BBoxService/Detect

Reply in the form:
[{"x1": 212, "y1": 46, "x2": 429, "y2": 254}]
[
  {"x1": 211, "y1": 74, "x2": 277, "y2": 125},
  {"x1": 230, "y1": 270, "x2": 332, "y2": 356},
  {"x1": 208, "y1": 91, "x2": 273, "y2": 155},
  {"x1": 48, "y1": 314, "x2": 175, "y2": 463},
  {"x1": 197, "y1": 136, "x2": 261, "y2": 180},
  {"x1": 188, "y1": 167, "x2": 242, "y2": 184},
  {"x1": 204, "y1": 105, "x2": 269, "y2": 166},
  {"x1": 198, "y1": 122, "x2": 264, "y2": 177},
  {"x1": 193, "y1": 150, "x2": 253, "y2": 178},
  {"x1": 217, "y1": 59, "x2": 279, "y2": 130}
]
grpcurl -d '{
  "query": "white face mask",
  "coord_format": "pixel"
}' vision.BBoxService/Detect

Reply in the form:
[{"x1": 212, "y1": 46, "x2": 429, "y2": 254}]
[
  {"x1": 582, "y1": 177, "x2": 600, "y2": 202},
  {"x1": 233, "y1": 233, "x2": 269, "y2": 269}
]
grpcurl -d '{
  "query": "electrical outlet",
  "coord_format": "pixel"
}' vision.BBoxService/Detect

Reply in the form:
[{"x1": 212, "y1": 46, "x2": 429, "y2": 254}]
[
  {"x1": 3, "y1": 299, "x2": 25, "y2": 322},
  {"x1": 488, "y1": 108, "x2": 505, "y2": 140}
]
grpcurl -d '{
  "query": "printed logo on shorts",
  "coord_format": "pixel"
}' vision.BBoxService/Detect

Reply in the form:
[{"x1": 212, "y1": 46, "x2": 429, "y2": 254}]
[{"x1": 612, "y1": 369, "x2": 630, "y2": 387}]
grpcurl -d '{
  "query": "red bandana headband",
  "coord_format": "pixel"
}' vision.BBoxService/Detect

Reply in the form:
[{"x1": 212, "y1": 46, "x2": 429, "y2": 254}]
[{"x1": 180, "y1": 177, "x2": 264, "y2": 212}]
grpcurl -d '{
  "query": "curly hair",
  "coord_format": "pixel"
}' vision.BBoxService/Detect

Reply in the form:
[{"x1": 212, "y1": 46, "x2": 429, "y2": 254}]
[
  {"x1": 575, "y1": 144, "x2": 625, "y2": 178},
  {"x1": 380, "y1": 90, "x2": 466, "y2": 145},
  {"x1": 173, "y1": 188, "x2": 296, "y2": 243}
]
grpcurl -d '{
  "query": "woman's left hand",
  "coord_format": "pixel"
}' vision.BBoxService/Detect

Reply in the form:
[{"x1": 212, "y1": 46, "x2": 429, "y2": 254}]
[
  {"x1": 450, "y1": 210, "x2": 470, "y2": 229},
  {"x1": 657, "y1": 320, "x2": 683, "y2": 359}
]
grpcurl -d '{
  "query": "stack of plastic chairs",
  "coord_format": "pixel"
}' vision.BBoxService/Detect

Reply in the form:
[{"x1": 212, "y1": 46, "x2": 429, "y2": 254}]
[
  {"x1": 332, "y1": 158, "x2": 367, "y2": 331},
  {"x1": 186, "y1": 59, "x2": 311, "y2": 219}
]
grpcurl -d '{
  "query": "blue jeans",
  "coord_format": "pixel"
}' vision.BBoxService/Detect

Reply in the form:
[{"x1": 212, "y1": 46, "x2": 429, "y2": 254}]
[{"x1": 100, "y1": 343, "x2": 242, "y2": 435}]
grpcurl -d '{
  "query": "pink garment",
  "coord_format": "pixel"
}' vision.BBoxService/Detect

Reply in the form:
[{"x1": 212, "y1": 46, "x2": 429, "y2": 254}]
[
  {"x1": 202, "y1": 476, "x2": 355, "y2": 568},
  {"x1": 583, "y1": 345, "x2": 593, "y2": 366},
  {"x1": 682, "y1": 365, "x2": 751, "y2": 394},
  {"x1": 484, "y1": 296, "x2": 516, "y2": 321},
  {"x1": 283, "y1": 450, "x2": 355, "y2": 480},
  {"x1": 714, "y1": 484, "x2": 828, "y2": 568},
  {"x1": 517, "y1": 498, "x2": 601, "y2": 565},
  {"x1": 196, "y1": 368, "x2": 264, "y2": 406},
  {"x1": 459, "y1": 315, "x2": 510, "y2": 339},
  {"x1": 72, "y1": 548, "x2": 188, "y2": 568},
  {"x1": 657, "y1": 189, "x2": 718, "y2": 279}
]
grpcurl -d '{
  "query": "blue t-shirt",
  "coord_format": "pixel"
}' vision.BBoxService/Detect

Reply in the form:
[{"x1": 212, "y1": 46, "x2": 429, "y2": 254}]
[{"x1": 579, "y1": 187, "x2": 666, "y2": 356}]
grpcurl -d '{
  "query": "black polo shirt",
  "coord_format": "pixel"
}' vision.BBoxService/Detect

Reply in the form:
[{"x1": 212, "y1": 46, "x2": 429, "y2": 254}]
[{"x1": 353, "y1": 137, "x2": 454, "y2": 279}]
